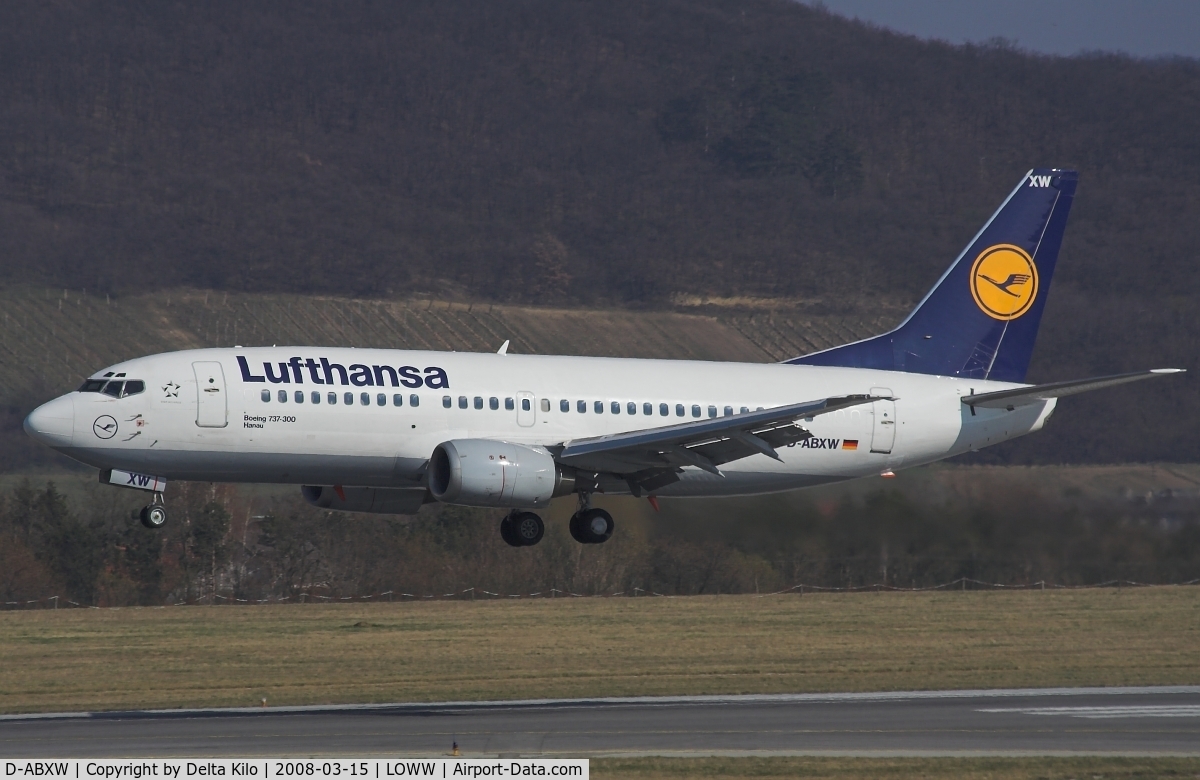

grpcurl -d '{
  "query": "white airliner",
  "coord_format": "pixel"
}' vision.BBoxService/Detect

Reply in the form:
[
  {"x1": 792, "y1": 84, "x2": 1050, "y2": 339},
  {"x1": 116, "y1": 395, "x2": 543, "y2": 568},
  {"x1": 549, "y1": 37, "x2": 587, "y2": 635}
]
[{"x1": 24, "y1": 169, "x2": 1183, "y2": 546}]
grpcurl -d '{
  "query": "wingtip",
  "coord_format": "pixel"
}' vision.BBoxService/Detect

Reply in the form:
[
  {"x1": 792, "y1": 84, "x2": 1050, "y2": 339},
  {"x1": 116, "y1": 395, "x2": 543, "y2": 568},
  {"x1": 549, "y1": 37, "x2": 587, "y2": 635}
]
[{"x1": 1151, "y1": 368, "x2": 1186, "y2": 374}]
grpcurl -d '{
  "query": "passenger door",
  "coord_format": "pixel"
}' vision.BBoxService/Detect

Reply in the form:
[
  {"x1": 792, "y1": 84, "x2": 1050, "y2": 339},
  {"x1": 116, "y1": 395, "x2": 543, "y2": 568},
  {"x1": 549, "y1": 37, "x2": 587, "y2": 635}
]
[
  {"x1": 193, "y1": 362, "x2": 228, "y2": 428},
  {"x1": 869, "y1": 386, "x2": 895, "y2": 454}
]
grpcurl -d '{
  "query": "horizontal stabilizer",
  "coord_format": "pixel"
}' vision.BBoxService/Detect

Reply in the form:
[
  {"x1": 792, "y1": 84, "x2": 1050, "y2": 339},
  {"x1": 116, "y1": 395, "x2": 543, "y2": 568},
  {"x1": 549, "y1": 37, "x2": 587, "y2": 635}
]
[{"x1": 962, "y1": 369, "x2": 1185, "y2": 410}]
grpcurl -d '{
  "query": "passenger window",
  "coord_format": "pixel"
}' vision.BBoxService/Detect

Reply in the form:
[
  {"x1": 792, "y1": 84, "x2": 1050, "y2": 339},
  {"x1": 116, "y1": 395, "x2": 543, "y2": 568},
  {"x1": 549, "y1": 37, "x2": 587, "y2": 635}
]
[
  {"x1": 123, "y1": 381, "x2": 145, "y2": 396},
  {"x1": 295, "y1": 391, "x2": 304, "y2": 403},
  {"x1": 659, "y1": 403, "x2": 668, "y2": 416},
  {"x1": 643, "y1": 403, "x2": 652, "y2": 415},
  {"x1": 393, "y1": 394, "x2": 404, "y2": 407},
  {"x1": 312, "y1": 391, "x2": 321, "y2": 404},
  {"x1": 344, "y1": 392, "x2": 353, "y2": 405},
  {"x1": 443, "y1": 395, "x2": 452, "y2": 408},
  {"x1": 505, "y1": 397, "x2": 515, "y2": 411},
  {"x1": 473, "y1": 396, "x2": 483, "y2": 410},
  {"x1": 79, "y1": 380, "x2": 107, "y2": 393},
  {"x1": 627, "y1": 402, "x2": 636, "y2": 415},
  {"x1": 279, "y1": 390, "x2": 288, "y2": 403},
  {"x1": 377, "y1": 393, "x2": 386, "y2": 406},
  {"x1": 692, "y1": 405, "x2": 701, "y2": 418},
  {"x1": 489, "y1": 397, "x2": 499, "y2": 410},
  {"x1": 102, "y1": 381, "x2": 123, "y2": 398},
  {"x1": 328, "y1": 392, "x2": 337, "y2": 405},
  {"x1": 560, "y1": 399, "x2": 570, "y2": 413},
  {"x1": 611, "y1": 401, "x2": 620, "y2": 414},
  {"x1": 360, "y1": 393, "x2": 370, "y2": 406},
  {"x1": 458, "y1": 396, "x2": 467, "y2": 409},
  {"x1": 708, "y1": 405, "x2": 717, "y2": 418},
  {"x1": 594, "y1": 401, "x2": 604, "y2": 414},
  {"x1": 540, "y1": 398, "x2": 551, "y2": 412},
  {"x1": 578, "y1": 400, "x2": 587, "y2": 413},
  {"x1": 675, "y1": 404, "x2": 684, "y2": 417},
  {"x1": 740, "y1": 406, "x2": 749, "y2": 414},
  {"x1": 756, "y1": 406, "x2": 765, "y2": 411},
  {"x1": 261, "y1": 389, "x2": 271, "y2": 402},
  {"x1": 522, "y1": 398, "x2": 531, "y2": 411},
  {"x1": 410, "y1": 394, "x2": 420, "y2": 407}
]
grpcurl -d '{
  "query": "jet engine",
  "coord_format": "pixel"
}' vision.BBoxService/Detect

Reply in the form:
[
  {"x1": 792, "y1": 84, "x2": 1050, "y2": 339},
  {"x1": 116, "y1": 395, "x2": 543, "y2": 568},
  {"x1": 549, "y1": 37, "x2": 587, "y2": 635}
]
[
  {"x1": 428, "y1": 439, "x2": 575, "y2": 508},
  {"x1": 301, "y1": 485, "x2": 429, "y2": 515}
]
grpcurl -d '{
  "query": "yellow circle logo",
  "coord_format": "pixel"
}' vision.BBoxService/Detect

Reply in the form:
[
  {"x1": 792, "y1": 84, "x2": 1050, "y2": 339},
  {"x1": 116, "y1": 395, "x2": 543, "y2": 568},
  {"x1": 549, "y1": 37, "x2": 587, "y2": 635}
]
[{"x1": 969, "y1": 244, "x2": 1038, "y2": 321}]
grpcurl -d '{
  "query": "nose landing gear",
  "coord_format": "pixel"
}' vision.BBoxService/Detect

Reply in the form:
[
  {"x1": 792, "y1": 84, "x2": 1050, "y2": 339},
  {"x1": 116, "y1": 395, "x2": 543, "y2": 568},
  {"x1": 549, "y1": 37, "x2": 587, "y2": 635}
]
[{"x1": 139, "y1": 493, "x2": 168, "y2": 529}]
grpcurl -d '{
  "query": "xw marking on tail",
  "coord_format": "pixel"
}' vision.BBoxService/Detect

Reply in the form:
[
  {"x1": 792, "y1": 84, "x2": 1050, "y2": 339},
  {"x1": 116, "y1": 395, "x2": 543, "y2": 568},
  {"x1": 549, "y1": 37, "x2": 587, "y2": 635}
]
[{"x1": 1028, "y1": 174, "x2": 1052, "y2": 188}]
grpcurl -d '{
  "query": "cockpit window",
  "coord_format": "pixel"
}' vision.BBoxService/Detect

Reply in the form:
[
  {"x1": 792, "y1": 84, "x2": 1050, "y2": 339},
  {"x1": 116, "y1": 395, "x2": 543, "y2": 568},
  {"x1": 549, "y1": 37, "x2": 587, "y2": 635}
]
[{"x1": 80, "y1": 379, "x2": 145, "y2": 397}]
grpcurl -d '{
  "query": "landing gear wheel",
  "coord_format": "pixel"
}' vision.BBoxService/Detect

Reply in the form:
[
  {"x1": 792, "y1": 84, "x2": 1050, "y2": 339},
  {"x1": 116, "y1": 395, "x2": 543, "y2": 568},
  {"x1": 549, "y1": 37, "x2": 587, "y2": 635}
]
[
  {"x1": 499, "y1": 515, "x2": 522, "y2": 547},
  {"x1": 500, "y1": 512, "x2": 544, "y2": 547},
  {"x1": 140, "y1": 504, "x2": 168, "y2": 529},
  {"x1": 512, "y1": 512, "x2": 544, "y2": 546},
  {"x1": 570, "y1": 508, "x2": 614, "y2": 544}
]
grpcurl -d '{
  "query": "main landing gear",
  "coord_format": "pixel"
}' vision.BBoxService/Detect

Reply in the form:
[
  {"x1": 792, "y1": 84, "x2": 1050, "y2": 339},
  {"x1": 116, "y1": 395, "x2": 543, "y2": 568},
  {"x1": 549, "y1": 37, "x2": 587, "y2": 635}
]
[
  {"x1": 498, "y1": 495, "x2": 615, "y2": 547},
  {"x1": 139, "y1": 493, "x2": 168, "y2": 529},
  {"x1": 500, "y1": 510, "x2": 545, "y2": 547},
  {"x1": 569, "y1": 494, "x2": 613, "y2": 545}
]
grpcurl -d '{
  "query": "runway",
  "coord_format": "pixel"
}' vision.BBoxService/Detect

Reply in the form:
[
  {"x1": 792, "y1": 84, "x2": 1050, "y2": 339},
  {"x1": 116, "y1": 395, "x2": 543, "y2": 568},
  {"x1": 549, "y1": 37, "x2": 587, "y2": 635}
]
[{"x1": 2, "y1": 687, "x2": 1199, "y2": 758}]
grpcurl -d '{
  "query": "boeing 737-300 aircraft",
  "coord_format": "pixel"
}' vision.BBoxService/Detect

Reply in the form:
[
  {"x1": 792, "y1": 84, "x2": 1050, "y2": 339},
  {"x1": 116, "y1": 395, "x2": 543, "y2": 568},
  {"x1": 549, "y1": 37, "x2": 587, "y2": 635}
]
[{"x1": 23, "y1": 169, "x2": 1184, "y2": 546}]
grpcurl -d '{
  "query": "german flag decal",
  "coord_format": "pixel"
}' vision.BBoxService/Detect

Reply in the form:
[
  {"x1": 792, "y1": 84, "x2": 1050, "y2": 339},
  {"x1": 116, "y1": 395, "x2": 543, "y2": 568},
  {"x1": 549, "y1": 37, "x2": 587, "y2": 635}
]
[{"x1": 842, "y1": 440, "x2": 859, "y2": 451}]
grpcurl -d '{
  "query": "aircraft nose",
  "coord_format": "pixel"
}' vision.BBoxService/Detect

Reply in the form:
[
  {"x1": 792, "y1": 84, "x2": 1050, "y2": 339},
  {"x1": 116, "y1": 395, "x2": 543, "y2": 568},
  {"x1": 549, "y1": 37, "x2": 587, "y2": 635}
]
[{"x1": 24, "y1": 395, "x2": 75, "y2": 448}]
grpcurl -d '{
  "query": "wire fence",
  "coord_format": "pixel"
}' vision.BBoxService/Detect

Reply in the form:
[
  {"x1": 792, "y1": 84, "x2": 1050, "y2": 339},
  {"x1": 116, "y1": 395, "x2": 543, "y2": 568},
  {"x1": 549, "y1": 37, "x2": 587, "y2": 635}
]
[{"x1": 5, "y1": 577, "x2": 1200, "y2": 609}]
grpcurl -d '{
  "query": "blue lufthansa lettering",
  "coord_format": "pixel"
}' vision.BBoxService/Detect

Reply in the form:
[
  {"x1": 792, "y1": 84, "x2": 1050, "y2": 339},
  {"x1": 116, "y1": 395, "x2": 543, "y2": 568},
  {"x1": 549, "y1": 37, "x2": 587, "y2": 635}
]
[
  {"x1": 264, "y1": 362, "x2": 290, "y2": 384},
  {"x1": 236, "y1": 356, "x2": 449, "y2": 389},
  {"x1": 304, "y1": 358, "x2": 325, "y2": 384},
  {"x1": 321, "y1": 358, "x2": 348, "y2": 386},
  {"x1": 237, "y1": 356, "x2": 266, "y2": 383},
  {"x1": 373, "y1": 365, "x2": 399, "y2": 387},
  {"x1": 424, "y1": 366, "x2": 450, "y2": 389},
  {"x1": 288, "y1": 357, "x2": 305, "y2": 383},
  {"x1": 349, "y1": 364, "x2": 374, "y2": 387}
]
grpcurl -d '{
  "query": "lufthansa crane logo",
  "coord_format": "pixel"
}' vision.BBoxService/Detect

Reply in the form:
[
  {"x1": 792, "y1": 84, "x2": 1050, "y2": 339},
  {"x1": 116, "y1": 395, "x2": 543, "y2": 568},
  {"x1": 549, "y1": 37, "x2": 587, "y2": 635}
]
[
  {"x1": 93, "y1": 415, "x2": 118, "y2": 440},
  {"x1": 969, "y1": 244, "x2": 1039, "y2": 321}
]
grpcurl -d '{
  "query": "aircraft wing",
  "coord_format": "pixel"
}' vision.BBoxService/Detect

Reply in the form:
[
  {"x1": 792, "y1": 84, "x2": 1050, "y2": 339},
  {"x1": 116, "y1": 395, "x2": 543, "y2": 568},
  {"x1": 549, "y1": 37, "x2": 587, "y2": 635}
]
[
  {"x1": 961, "y1": 368, "x2": 1185, "y2": 410},
  {"x1": 555, "y1": 395, "x2": 886, "y2": 495}
]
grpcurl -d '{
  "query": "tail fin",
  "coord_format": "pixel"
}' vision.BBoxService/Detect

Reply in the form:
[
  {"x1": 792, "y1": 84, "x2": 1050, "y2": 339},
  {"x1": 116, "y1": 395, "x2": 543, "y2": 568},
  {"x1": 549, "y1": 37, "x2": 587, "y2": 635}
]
[{"x1": 788, "y1": 169, "x2": 1078, "y2": 382}]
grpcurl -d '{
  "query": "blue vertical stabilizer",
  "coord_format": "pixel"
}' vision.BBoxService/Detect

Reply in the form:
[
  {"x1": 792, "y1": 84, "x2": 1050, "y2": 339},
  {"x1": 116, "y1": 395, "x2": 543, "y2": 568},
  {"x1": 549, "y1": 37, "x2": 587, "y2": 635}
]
[{"x1": 788, "y1": 169, "x2": 1077, "y2": 382}]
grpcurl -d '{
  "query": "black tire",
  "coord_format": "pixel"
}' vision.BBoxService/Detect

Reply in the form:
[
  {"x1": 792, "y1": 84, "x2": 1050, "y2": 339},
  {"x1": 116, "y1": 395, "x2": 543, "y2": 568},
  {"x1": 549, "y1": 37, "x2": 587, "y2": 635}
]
[
  {"x1": 140, "y1": 504, "x2": 167, "y2": 529},
  {"x1": 512, "y1": 512, "x2": 544, "y2": 546},
  {"x1": 572, "y1": 508, "x2": 614, "y2": 544},
  {"x1": 568, "y1": 512, "x2": 588, "y2": 544},
  {"x1": 499, "y1": 515, "x2": 522, "y2": 547},
  {"x1": 583, "y1": 508, "x2": 614, "y2": 543}
]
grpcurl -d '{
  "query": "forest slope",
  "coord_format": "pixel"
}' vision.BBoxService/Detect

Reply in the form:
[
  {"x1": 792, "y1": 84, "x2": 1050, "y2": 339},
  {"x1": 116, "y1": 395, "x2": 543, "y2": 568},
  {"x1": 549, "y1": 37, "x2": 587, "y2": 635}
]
[{"x1": 0, "y1": 0, "x2": 1195, "y2": 464}]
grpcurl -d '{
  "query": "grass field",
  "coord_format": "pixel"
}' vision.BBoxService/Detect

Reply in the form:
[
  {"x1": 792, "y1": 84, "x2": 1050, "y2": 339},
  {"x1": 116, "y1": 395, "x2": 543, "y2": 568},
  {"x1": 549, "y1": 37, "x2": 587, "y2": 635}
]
[{"x1": 1, "y1": 589, "x2": 1196, "y2": 715}]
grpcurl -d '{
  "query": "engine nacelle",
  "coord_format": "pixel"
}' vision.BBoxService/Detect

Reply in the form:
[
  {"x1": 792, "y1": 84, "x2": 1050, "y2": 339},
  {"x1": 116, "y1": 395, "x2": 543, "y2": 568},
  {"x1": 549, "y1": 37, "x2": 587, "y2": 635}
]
[
  {"x1": 428, "y1": 439, "x2": 575, "y2": 508},
  {"x1": 301, "y1": 485, "x2": 429, "y2": 515}
]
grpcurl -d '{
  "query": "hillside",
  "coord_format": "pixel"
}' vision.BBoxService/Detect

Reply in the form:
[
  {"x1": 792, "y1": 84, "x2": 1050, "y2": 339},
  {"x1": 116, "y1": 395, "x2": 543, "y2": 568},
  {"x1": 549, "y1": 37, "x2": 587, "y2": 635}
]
[
  {"x1": 1, "y1": 0, "x2": 1197, "y2": 466},
  {"x1": 1, "y1": 1, "x2": 1198, "y2": 307}
]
